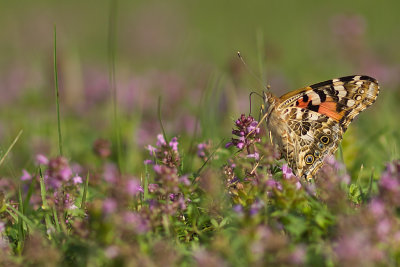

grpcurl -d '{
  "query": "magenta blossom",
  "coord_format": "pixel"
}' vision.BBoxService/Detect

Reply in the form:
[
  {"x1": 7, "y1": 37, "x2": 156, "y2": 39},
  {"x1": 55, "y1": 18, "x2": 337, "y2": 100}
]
[
  {"x1": 126, "y1": 179, "x2": 144, "y2": 196},
  {"x1": 21, "y1": 169, "x2": 32, "y2": 181}
]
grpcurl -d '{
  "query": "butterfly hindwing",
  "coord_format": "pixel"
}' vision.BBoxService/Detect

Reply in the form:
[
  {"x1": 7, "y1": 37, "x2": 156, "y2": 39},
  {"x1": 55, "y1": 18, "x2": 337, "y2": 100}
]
[{"x1": 280, "y1": 107, "x2": 342, "y2": 180}]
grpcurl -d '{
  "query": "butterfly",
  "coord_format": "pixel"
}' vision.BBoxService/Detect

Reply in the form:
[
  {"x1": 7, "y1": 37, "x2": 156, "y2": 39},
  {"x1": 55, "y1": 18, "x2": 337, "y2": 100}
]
[{"x1": 262, "y1": 75, "x2": 379, "y2": 181}]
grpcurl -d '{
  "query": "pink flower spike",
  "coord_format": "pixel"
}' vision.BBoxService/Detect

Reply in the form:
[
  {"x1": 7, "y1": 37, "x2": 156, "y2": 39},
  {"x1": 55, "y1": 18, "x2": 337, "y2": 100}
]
[
  {"x1": 35, "y1": 154, "x2": 49, "y2": 165},
  {"x1": 21, "y1": 169, "x2": 32, "y2": 181}
]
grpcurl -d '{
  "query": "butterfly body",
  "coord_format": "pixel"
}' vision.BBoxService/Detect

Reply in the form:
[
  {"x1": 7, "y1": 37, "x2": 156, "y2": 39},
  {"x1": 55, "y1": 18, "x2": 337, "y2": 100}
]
[{"x1": 263, "y1": 75, "x2": 379, "y2": 181}]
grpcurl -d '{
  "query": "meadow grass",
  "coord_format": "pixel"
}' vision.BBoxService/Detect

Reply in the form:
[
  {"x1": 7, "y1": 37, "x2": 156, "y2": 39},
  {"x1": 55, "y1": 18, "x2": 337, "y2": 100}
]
[{"x1": 0, "y1": 1, "x2": 400, "y2": 266}]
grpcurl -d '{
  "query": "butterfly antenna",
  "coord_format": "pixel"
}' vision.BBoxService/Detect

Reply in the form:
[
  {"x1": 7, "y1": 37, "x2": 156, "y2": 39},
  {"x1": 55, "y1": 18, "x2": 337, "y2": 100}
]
[{"x1": 237, "y1": 51, "x2": 269, "y2": 91}]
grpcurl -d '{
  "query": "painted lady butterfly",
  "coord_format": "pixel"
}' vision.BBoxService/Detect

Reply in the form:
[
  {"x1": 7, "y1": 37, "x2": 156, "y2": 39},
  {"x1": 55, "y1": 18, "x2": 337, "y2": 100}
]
[{"x1": 263, "y1": 75, "x2": 379, "y2": 181}]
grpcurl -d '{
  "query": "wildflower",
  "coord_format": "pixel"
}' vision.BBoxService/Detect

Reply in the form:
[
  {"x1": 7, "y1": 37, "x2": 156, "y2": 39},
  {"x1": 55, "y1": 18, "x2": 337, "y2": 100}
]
[
  {"x1": 179, "y1": 175, "x2": 190, "y2": 186},
  {"x1": 148, "y1": 183, "x2": 159, "y2": 193},
  {"x1": 72, "y1": 175, "x2": 83, "y2": 184},
  {"x1": 35, "y1": 154, "x2": 49, "y2": 165},
  {"x1": 197, "y1": 143, "x2": 207, "y2": 158},
  {"x1": 369, "y1": 199, "x2": 385, "y2": 217},
  {"x1": 20, "y1": 169, "x2": 32, "y2": 181},
  {"x1": 144, "y1": 159, "x2": 154, "y2": 165},
  {"x1": 102, "y1": 198, "x2": 117, "y2": 215},
  {"x1": 146, "y1": 145, "x2": 157, "y2": 156},
  {"x1": 226, "y1": 114, "x2": 261, "y2": 150},
  {"x1": 169, "y1": 137, "x2": 178, "y2": 152},
  {"x1": 250, "y1": 199, "x2": 264, "y2": 216},
  {"x1": 144, "y1": 134, "x2": 180, "y2": 167},
  {"x1": 247, "y1": 152, "x2": 260, "y2": 161},
  {"x1": 126, "y1": 179, "x2": 144, "y2": 196},
  {"x1": 156, "y1": 134, "x2": 166, "y2": 146},
  {"x1": 123, "y1": 212, "x2": 149, "y2": 233},
  {"x1": 93, "y1": 138, "x2": 111, "y2": 158},
  {"x1": 103, "y1": 163, "x2": 118, "y2": 184},
  {"x1": 233, "y1": 204, "x2": 243, "y2": 215},
  {"x1": 281, "y1": 164, "x2": 295, "y2": 179},
  {"x1": 105, "y1": 246, "x2": 119, "y2": 259}
]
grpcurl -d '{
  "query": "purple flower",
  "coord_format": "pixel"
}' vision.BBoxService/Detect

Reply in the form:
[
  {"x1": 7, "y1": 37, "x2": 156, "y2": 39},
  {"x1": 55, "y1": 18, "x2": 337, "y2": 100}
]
[
  {"x1": 105, "y1": 246, "x2": 119, "y2": 259},
  {"x1": 0, "y1": 221, "x2": 5, "y2": 233},
  {"x1": 153, "y1": 165, "x2": 162, "y2": 174},
  {"x1": 103, "y1": 198, "x2": 117, "y2": 215},
  {"x1": 156, "y1": 134, "x2": 166, "y2": 146},
  {"x1": 282, "y1": 164, "x2": 295, "y2": 179},
  {"x1": 146, "y1": 145, "x2": 157, "y2": 156},
  {"x1": 73, "y1": 175, "x2": 83, "y2": 184},
  {"x1": 369, "y1": 199, "x2": 385, "y2": 217},
  {"x1": 197, "y1": 143, "x2": 207, "y2": 157},
  {"x1": 143, "y1": 159, "x2": 154, "y2": 165},
  {"x1": 226, "y1": 114, "x2": 261, "y2": 150},
  {"x1": 250, "y1": 199, "x2": 264, "y2": 216},
  {"x1": 233, "y1": 204, "x2": 243, "y2": 215},
  {"x1": 126, "y1": 179, "x2": 144, "y2": 196},
  {"x1": 169, "y1": 137, "x2": 178, "y2": 152},
  {"x1": 35, "y1": 154, "x2": 49, "y2": 165},
  {"x1": 179, "y1": 175, "x2": 190, "y2": 186},
  {"x1": 103, "y1": 163, "x2": 118, "y2": 184},
  {"x1": 148, "y1": 183, "x2": 159, "y2": 193},
  {"x1": 123, "y1": 212, "x2": 149, "y2": 233},
  {"x1": 247, "y1": 152, "x2": 260, "y2": 161},
  {"x1": 21, "y1": 169, "x2": 32, "y2": 181}
]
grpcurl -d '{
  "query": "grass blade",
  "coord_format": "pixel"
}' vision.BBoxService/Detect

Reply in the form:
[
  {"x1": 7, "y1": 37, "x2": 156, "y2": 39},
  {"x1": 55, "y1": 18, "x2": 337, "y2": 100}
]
[
  {"x1": 53, "y1": 25, "x2": 63, "y2": 156},
  {"x1": 80, "y1": 172, "x2": 90, "y2": 209},
  {"x1": 0, "y1": 130, "x2": 23, "y2": 167}
]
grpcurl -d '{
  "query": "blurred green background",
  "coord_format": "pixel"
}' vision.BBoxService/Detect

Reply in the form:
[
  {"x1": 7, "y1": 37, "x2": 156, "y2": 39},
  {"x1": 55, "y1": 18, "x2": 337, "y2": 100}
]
[{"x1": 0, "y1": 0, "x2": 399, "y2": 180}]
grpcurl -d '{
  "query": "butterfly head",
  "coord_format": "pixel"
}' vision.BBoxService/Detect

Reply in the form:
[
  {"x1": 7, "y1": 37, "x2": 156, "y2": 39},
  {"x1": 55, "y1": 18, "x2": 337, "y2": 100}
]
[{"x1": 262, "y1": 91, "x2": 277, "y2": 113}]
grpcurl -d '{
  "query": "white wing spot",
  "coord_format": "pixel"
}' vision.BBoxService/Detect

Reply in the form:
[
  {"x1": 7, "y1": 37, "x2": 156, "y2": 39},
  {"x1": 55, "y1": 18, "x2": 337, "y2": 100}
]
[{"x1": 347, "y1": 99, "x2": 355, "y2": 107}]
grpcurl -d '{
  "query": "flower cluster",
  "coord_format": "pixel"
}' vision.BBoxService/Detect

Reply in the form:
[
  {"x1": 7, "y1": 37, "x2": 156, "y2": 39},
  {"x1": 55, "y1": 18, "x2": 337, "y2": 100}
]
[
  {"x1": 145, "y1": 134, "x2": 180, "y2": 167},
  {"x1": 226, "y1": 114, "x2": 261, "y2": 151}
]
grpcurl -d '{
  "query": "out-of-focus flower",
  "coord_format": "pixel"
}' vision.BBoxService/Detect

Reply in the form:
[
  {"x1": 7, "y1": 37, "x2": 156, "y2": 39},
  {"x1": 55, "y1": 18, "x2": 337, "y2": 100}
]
[
  {"x1": 93, "y1": 138, "x2": 112, "y2": 159},
  {"x1": 250, "y1": 199, "x2": 264, "y2": 216},
  {"x1": 102, "y1": 198, "x2": 117, "y2": 215},
  {"x1": 72, "y1": 175, "x2": 83, "y2": 184},
  {"x1": 169, "y1": 137, "x2": 178, "y2": 152},
  {"x1": 104, "y1": 246, "x2": 119, "y2": 259},
  {"x1": 45, "y1": 156, "x2": 73, "y2": 189},
  {"x1": 126, "y1": 179, "x2": 144, "y2": 196},
  {"x1": 21, "y1": 169, "x2": 32, "y2": 181},
  {"x1": 281, "y1": 164, "x2": 294, "y2": 179},
  {"x1": 35, "y1": 154, "x2": 49, "y2": 165},
  {"x1": 247, "y1": 152, "x2": 260, "y2": 161},
  {"x1": 123, "y1": 212, "x2": 149, "y2": 234},
  {"x1": 179, "y1": 175, "x2": 190, "y2": 186},
  {"x1": 146, "y1": 145, "x2": 157, "y2": 156},
  {"x1": 156, "y1": 134, "x2": 166, "y2": 146},
  {"x1": 103, "y1": 163, "x2": 119, "y2": 184},
  {"x1": 378, "y1": 160, "x2": 400, "y2": 205},
  {"x1": 0, "y1": 221, "x2": 5, "y2": 233},
  {"x1": 148, "y1": 183, "x2": 159, "y2": 193}
]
